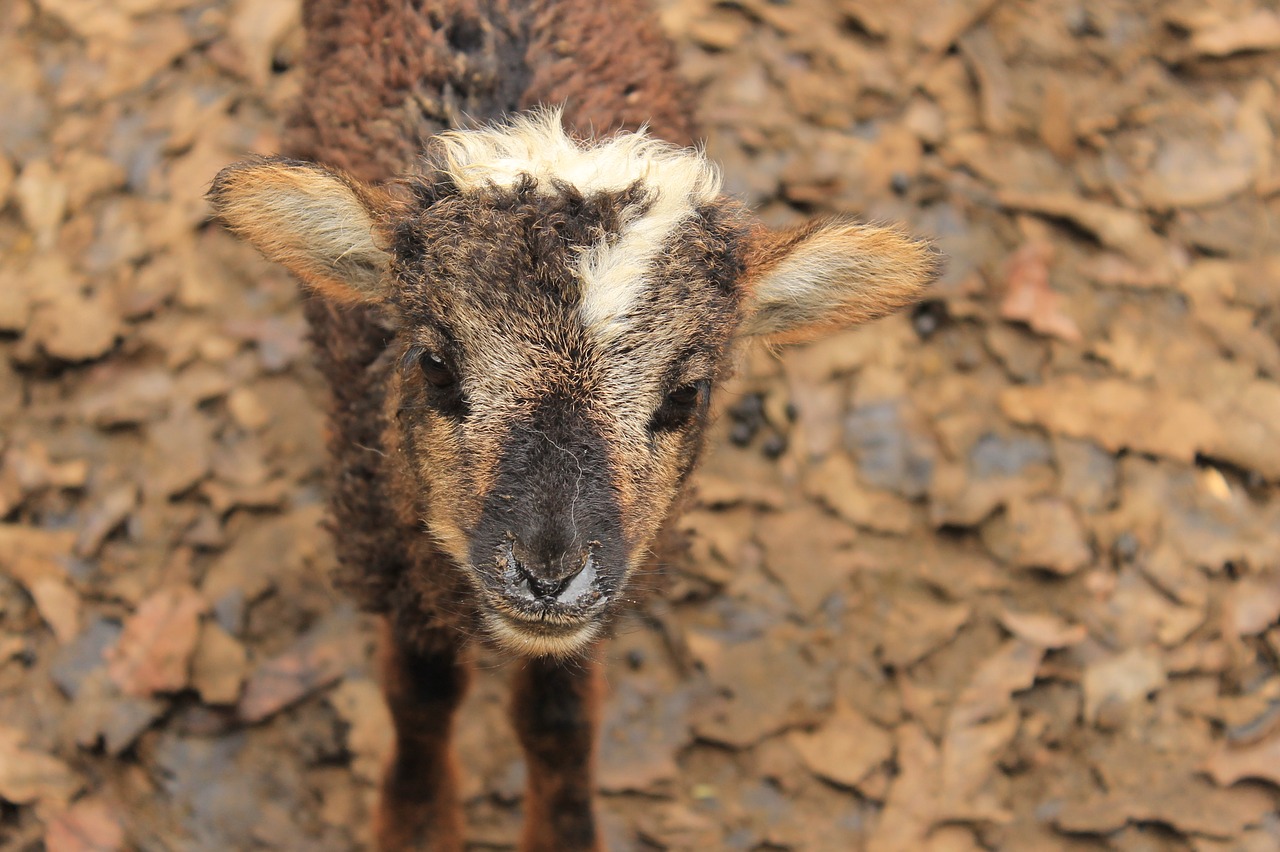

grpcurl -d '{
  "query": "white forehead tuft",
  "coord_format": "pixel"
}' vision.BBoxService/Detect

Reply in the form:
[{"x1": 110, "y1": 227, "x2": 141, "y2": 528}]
[{"x1": 433, "y1": 108, "x2": 723, "y2": 337}]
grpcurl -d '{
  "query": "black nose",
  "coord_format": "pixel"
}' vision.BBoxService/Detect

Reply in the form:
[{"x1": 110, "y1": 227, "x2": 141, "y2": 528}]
[{"x1": 506, "y1": 543, "x2": 596, "y2": 604}]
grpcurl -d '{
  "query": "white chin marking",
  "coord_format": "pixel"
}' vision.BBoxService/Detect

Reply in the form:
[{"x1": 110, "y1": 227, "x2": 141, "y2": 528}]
[
  {"x1": 484, "y1": 612, "x2": 600, "y2": 659},
  {"x1": 431, "y1": 107, "x2": 722, "y2": 339}
]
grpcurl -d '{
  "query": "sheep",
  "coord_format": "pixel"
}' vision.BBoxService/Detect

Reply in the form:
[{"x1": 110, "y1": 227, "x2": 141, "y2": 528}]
[{"x1": 209, "y1": 0, "x2": 939, "y2": 848}]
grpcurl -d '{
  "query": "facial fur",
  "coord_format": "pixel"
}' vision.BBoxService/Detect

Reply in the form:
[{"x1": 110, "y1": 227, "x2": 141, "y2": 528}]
[
  {"x1": 384, "y1": 159, "x2": 748, "y2": 656},
  {"x1": 209, "y1": 110, "x2": 939, "y2": 658}
]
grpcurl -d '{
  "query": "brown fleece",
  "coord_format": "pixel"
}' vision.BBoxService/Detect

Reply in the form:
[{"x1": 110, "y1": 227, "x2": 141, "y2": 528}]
[
  {"x1": 279, "y1": 2, "x2": 701, "y2": 849},
  {"x1": 214, "y1": 2, "x2": 936, "y2": 849}
]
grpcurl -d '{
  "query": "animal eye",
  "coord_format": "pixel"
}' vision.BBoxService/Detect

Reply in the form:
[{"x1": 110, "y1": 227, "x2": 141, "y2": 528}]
[
  {"x1": 419, "y1": 351, "x2": 457, "y2": 388},
  {"x1": 666, "y1": 383, "x2": 701, "y2": 408},
  {"x1": 650, "y1": 380, "x2": 709, "y2": 432}
]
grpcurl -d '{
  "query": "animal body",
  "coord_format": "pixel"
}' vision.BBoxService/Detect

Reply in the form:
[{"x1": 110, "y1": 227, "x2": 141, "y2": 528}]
[{"x1": 210, "y1": 0, "x2": 939, "y2": 848}]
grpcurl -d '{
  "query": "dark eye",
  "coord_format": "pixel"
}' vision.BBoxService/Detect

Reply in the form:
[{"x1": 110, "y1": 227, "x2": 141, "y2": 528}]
[
  {"x1": 419, "y1": 351, "x2": 456, "y2": 388},
  {"x1": 666, "y1": 384, "x2": 701, "y2": 408},
  {"x1": 650, "y1": 380, "x2": 709, "y2": 432}
]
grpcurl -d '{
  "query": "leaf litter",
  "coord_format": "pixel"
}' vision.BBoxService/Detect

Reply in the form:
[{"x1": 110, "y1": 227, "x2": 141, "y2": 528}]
[{"x1": 2, "y1": 0, "x2": 1280, "y2": 847}]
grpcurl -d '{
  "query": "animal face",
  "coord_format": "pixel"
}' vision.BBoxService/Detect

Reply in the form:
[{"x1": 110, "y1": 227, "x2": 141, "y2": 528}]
[{"x1": 210, "y1": 111, "x2": 939, "y2": 657}]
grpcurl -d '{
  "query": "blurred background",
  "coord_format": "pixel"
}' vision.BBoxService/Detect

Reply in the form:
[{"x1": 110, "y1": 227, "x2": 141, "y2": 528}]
[{"x1": 2, "y1": 0, "x2": 1279, "y2": 849}]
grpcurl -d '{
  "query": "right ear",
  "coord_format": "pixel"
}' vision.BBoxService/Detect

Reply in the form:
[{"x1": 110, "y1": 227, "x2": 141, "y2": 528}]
[{"x1": 208, "y1": 157, "x2": 393, "y2": 303}]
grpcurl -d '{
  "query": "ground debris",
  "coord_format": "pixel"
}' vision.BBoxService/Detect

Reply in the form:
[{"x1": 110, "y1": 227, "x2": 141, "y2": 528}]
[
  {"x1": 44, "y1": 797, "x2": 127, "y2": 852},
  {"x1": 3, "y1": 0, "x2": 1279, "y2": 846},
  {"x1": 0, "y1": 725, "x2": 81, "y2": 808},
  {"x1": 105, "y1": 585, "x2": 206, "y2": 697},
  {"x1": 236, "y1": 606, "x2": 364, "y2": 724}
]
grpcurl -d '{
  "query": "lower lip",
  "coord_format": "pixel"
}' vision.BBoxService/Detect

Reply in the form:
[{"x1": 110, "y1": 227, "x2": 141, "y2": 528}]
[{"x1": 494, "y1": 609, "x2": 590, "y2": 635}]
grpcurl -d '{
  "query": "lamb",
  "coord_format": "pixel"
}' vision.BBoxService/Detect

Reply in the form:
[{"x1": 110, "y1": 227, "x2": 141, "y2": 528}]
[{"x1": 209, "y1": 0, "x2": 939, "y2": 849}]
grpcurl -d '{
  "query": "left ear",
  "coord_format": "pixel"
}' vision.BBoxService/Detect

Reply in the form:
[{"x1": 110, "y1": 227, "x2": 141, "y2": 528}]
[{"x1": 737, "y1": 218, "x2": 941, "y2": 345}]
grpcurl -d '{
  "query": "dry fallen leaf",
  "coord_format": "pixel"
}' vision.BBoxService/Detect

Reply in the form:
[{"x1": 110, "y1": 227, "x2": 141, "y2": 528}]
[
  {"x1": 982, "y1": 497, "x2": 1092, "y2": 575},
  {"x1": 14, "y1": 158, "x2": 67, "y2": 249},
  {"x1": 0, "y1": 725, "x2": 81, "y2": 807},
  {"x1": 44, "y1": 797, "x2": 126, "y2": 852},
  {"x1": 105, "y1": 585, "x2": 206, "y2": 697},
  {"x1": 998, "y1": 609, "x2": 1087, "y2": 648},
  {"x1": 788, "y1": 702, "x2": 894, "y2": 790},
  {"x1": 190, "y1": 621, "x2": 248, "y2": 705},
  {"x1": 867, "y1": 723, "x2": 941, "y2": 852},
  {"x1": 1000, "y1": 376, "x2": 1221, "y2": 464},
  {"x1": 1204, "y1": 733, "x2": 1280, "y2": 787},
  {"x1": 1225, "y1": 574, "x2": 1280, "y2": 638},
  {"x1": 879, "y1": 593, "x2": 972, "y2": 668},
  {"x1": 997, "y1": 190, "x2": 1176, "y2": 282},
  {"x1": 1082, "y1": 647, "x2": 1166, "y2": 725},
  {"x1": 1190, "y1": 10, "x2": 1280, "y2": 57},
  {"x1": 689, "y1": 626, "x2": 830, "y2": 747},
  {"x1": 999, "y1": 240, "x2": 1081, "y2": 342},
  {"x1": 237, "y1": 608, "x2": 364, "y2": 723},
  {"x1": 597, "y1": 674, "x2": 689, "y2": 794},
  {"x1": 0, "y1": 525, "x2": 80, "y2": 643},
  {"x1": 327, "y1": 678, "x2": 393, "y2": 785},
  {"x1": 756, "y1": 509, "x2": 857, "y2": 614}
]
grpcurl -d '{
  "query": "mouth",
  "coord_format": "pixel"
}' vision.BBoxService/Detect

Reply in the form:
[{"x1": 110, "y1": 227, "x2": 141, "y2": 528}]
[
  {"x1": 481, "y1": 576, "x2": 611, "y2": 658},
  {"x1": 483, "y1": 608, "x2": 603, "y2": 657},
  {"x1": 467, "y1": 546, "x2": 622, "y2": 658}
]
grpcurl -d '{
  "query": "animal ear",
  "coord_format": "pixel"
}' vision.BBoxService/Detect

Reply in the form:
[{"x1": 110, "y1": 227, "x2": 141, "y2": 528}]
[
  {"x1": 738, "y1": 218, "x2": 940, "y2": 345},
  {"x1": 208, "y1": 157, "x2": 394, "y2": 303}
]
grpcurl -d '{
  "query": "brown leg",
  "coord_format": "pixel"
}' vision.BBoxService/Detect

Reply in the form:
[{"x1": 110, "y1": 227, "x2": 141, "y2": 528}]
[
  {"x1": 374, "y1": 619, "x2": 470, "y2": 851},
  {"x1": 510, "y1": 651, "x2": 604, "y2": 852}
]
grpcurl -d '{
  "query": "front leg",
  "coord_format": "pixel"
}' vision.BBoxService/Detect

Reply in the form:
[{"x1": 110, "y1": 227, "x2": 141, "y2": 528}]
[
  {"x1": 375, "y1": 619, "x2": 470, "y2": 851},
  {"x1": 511, "y1": 651, "x2": 604, "y2": 852}
]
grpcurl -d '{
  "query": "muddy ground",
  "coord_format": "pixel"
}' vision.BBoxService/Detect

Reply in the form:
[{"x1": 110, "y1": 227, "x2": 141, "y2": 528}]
[{"x1": 2, "y1": 0, "x2": 1280, "y2": 849}]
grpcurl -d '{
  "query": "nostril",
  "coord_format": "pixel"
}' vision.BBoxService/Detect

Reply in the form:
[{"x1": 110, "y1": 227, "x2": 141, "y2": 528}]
[
  {"x1": 519, "y1": 567, "x2": 569, "y2": 600},
  {"x1": 505, "y1": 544, "x2": 595, "y2": 603}
]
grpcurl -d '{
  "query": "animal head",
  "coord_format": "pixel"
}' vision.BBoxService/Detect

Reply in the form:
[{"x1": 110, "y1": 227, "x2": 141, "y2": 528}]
[{"x1": 210, "y1": 110, "x2": 939, "y2": 657}]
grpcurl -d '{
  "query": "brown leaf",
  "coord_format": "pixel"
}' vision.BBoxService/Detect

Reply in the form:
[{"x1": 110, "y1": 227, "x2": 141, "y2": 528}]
[
  {"x1": 868, "y1": 723, "x2": 941, "y2": 852},
  {"x1": 74, "y1": 483, "x2": 138, "y2": 558},
  {"x1": 998, "y1": 609, "x2": 1087, "y2": 648},
  {"x1": 1000, "y1": 376, "x2": 1222, "y2": 464},
  {"x1": 982, "y1": 497, "x2": 1091, "y2": 574},
  {"x1": 1082, "y1": 647, "x2": 1166, "y2": 725},
  {"x1": 142, "y1": 410, "x2": 212, "y2": 499},
  {"x1": 105, "y1": 585, "x2": 206, "y2": 697},
  {"x1": 228, "y1": 0, "x2": 301, "y2": 87},
  {"x1": 1226, "y1": 573, "x2": 1280, "y2": 638},
  {"x1": 26, "y1": 291, "x2": 122, "y2": 362},
  {"x1": 947, "y1": 640, "x2": 1043, "y2": 731},
  {"x1": 0, "y1": 153, "x2": 13, "y2": 209},
  {"x1": 997, "y1": 190, "x2": 1176, "y2": 281},
  {"x1": 936, "y1": 641, "x2": 1043, "y2": 818},
  {"x1": 998, "y1": 240, "x2": 1081, "y2": 342},
  {"x1": 788, "y1": 702, "x2": 894, "y2": 790},
  {"x1": 0, "y1": 525, "x2": 80, "y2": 643},
  {"x1": 0, "y1": 725, "x2": 81, "y2": 807},
  {"x1": 14, "y1": 159, "x2": 67, "y2": 249},
  {"x1": 802, "y1": 453, "x2": 915, "y2": 535},
  {"x1": 1134, "y1": 132, "x2": 1257, "y2": 210},
  {"x1": 879, "y1": 593, "x2": 972, "y2": 668},
  {"x1": 757, "y1": 509, "x2": 857, "y2": 614},
  {"x1": 237, "y1": 608, "x2": 363, "y2": 723},
  {"x1": 1190, "y1": 10, "x2": 1280, "y2": 57},
  {"x1": 45, "y1": 797, "x2": 126, "y2": 852},
  {"x1": 328, "y1": 679, "x2": 393, "y2": 785},
  {"x1": 689, "y1": 626, "x2": 830, "y2": 747},
  {"x1": 191, "y1": 621, "x2": 248, "y2": 705},
  {"x1": 1204, "y1": 734, "x2": 1280, "y2": 787}
]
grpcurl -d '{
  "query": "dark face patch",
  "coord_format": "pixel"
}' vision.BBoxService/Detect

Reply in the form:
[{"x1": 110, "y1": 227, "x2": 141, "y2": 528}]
[{"x1": 385, "y1": 177, "x2": 748, "y2": 654}]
